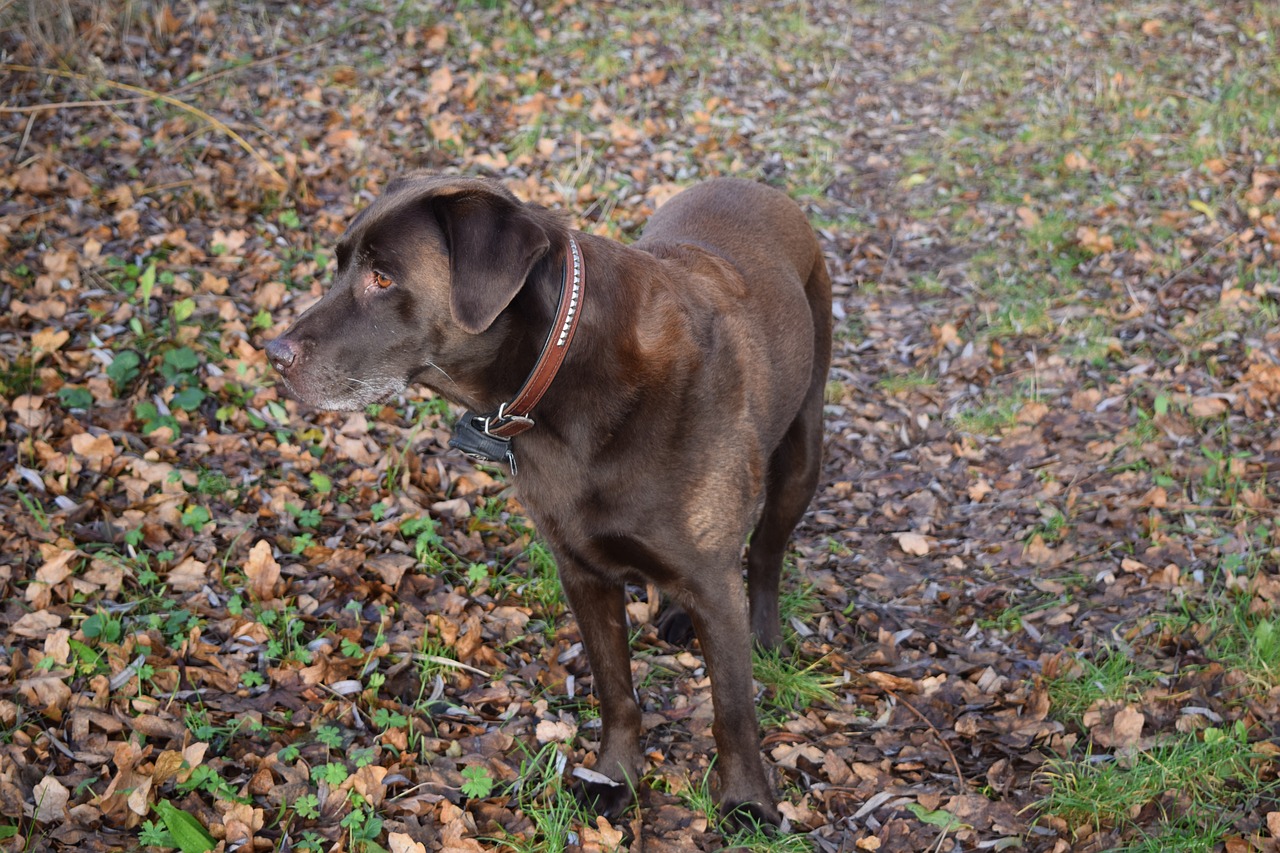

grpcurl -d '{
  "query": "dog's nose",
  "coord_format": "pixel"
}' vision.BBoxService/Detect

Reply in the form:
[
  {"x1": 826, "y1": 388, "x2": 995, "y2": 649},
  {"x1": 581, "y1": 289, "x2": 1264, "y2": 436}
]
[{"x1": 265, "y1": 336, "x2": 298, "y2": 373}]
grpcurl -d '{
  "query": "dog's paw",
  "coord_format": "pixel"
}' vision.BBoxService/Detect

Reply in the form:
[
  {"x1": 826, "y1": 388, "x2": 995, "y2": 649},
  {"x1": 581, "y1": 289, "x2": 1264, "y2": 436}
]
[
  {"x1": 721, "y1": 798, "x2": 782, "y2": 835},
  {"x1": 571, "y1": 767, "x2": 635, "y2": 819},
  {"x1": 655, "y1": 605, "x2": 695, "y2": 646}
]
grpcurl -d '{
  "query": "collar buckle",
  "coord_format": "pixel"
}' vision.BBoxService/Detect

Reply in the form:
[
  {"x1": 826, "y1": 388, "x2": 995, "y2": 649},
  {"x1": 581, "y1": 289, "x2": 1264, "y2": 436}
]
[{"x1": 483, "y1": 403, "x2": 535, "y2": 439}]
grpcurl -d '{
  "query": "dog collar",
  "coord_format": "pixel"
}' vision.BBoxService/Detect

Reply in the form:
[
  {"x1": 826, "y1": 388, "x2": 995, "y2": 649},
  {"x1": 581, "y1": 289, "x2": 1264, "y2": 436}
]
[{"x1": 448, "y1": 235, "x2": 584, "y2": 468}]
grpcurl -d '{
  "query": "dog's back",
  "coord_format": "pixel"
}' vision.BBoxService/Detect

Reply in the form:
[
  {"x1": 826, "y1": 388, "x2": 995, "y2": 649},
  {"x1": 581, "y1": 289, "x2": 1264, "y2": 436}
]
[{"x1": 635, "y1": 178, "x2": 832, "y2": 446}]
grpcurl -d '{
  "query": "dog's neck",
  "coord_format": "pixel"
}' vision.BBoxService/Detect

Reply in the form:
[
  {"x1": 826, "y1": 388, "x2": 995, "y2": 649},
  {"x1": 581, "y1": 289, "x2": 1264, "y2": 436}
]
[
  {"x1": 444, "y1": 235, "x2": 587, "y2": 467},
  {"x1": 477, "y1": 236, "x2": 584, "y2": 439}
]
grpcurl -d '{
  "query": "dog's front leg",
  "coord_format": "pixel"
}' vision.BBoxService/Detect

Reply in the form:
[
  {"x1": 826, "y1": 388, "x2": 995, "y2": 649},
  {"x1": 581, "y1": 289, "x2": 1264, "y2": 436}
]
[
  {"x1": 558, "y1": 563, "x2": 644, "y2": 818},
  {"x1": 683, "y1": 574, "x2": 782, "y2": 829}
]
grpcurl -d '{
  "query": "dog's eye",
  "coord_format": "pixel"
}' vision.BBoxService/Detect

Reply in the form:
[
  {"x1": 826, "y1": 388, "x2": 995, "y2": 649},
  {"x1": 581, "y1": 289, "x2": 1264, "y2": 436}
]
[{"x1": 368, "y1": 270, "x2": 394, "y2": 290}]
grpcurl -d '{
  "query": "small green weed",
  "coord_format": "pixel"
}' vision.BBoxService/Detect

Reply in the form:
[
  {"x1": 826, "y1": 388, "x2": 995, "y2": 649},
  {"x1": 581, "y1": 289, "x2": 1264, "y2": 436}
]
[{"x1": 461, "y1": 765, "x2": 496, "y2": 799}]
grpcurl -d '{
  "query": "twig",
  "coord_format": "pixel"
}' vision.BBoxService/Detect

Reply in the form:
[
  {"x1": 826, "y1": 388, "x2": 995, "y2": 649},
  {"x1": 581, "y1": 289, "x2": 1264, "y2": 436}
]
[
  {"x1": 880, "y1": 684, "x2": 968, "y2": 791},
  {"x1": 0, "y1": 96, "x2": 150, "y2": 114},
  {"x1": 1158, "y1": 224, "x2": 1252, "y2": 291},
  {"x1": 16, "y1": 111, "x2": 35, "y2": 162},
  {"x1": 0, "y1": 42, "x2": 325, "y2": 114},
  {"x1": 168, "y1": 41, "x2": 328, "y2": 96},
  {"x1": 1, "y1": 63, "x2": 287, "y2": 189},
  {"x1": 414, "y1": 653, "x2": 491, "y2": 678}
]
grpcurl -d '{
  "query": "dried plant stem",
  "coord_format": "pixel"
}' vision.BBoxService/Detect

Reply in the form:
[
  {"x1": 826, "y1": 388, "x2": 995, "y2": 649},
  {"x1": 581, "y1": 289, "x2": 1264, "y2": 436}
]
[
  {"x1": 1, "y1": 96, "x2": 150, "y2": 113},
  {"x1": 1, "y1": 62, "x2": 287, "y2": 188},
  {"x1": 881, "y1": 684, "x2": 968, "y2": 791}
]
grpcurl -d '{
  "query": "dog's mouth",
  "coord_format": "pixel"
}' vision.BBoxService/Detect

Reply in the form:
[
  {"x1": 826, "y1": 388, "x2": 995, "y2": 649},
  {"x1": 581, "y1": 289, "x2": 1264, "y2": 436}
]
[{"x1": 274, "y1": 370, "x2": 407, "y2": 413}]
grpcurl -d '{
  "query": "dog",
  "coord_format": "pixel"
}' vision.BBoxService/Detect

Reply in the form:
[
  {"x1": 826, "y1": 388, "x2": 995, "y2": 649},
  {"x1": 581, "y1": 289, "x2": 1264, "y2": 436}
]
[{"x1": 266, "y1": 174, "x2": 832, "y2": 828}]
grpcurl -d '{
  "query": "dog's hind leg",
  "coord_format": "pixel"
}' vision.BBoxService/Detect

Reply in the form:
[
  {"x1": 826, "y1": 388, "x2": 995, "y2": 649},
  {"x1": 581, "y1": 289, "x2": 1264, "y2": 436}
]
[
  {"x1": 746, "y1": 257, "x2": 831, "y2": 651},
  {"x1": 745, "y1": 389, "x2": 824, "y2": 651}
]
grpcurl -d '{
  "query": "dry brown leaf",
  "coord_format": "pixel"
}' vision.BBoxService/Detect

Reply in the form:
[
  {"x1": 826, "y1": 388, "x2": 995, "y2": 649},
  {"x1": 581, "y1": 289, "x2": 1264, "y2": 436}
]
[
  {"x1": 1188, "y1": 396, "x2": 1228, "y2": 417},
  {"x1": 30, "y1": 775, "x2": 70, "y2": 823},
  {"x1": 222, "y1": 801, "x2": 264, "y2": 845},
  {"x1": 26, "y1": 550, "x2": 78, "y2": 607},
  {"x1": 13, "y1": 610, "x2": 62, "y2": 638},
  {"x1": 244, "y1": 540, "x2": 282, "y2": 601},
  {"x1": 535, "y1": 719, "x2": 577, "y2": 744},
  {"x1": 1063, "y1": 150, "x2": 1092, "y2": 171},
  {"x1": 389, "y1": 834, "x2": 429, "y2": 853},
  {"x1": 31, "y1": 327, "x2": 70, "y2": 360},
  {"x1": 166, "y1": 557, "x2": 208, "y2": 592},
  {"x1": 894, "y1": 531, "x2": 930, "y2": 556},
  {"x1": 1016, "y1": 401, "x2": 1049, "y2": 425},
  {"x1": 70, "y1": 432, "x2": 118, "y2": 471},
  {"x1": 1076, "y1": 225, "x2": 1115, "y2": 254}
]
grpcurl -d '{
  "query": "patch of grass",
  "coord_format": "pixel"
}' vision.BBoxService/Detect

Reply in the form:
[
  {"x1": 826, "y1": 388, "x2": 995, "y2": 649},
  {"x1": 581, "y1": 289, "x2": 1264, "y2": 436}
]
[
  {"x1": 877, "y1": 371, "x2": 936, "y2": 394},
  {"x1": 777, "y1": 556, "x2": 822, "y2": 638},
  {"x1": 1044, "y1": 648, "x2": 1161, "y2": 728},
  {"x1": 1184, "y1": 557, "x2": 1280, "y2": 690},
  {"x1": 950, "y1": 386, "x2": 1035, "y2": 435},
  {"x1": 753, "y1": 648, "x2": 840, "y2": 727},
  {"x1": 493, "y1": 743, "x2": 598, "y2": 853},
  {"x1": 1035, "y1": 722, "x2": 1270, "y2": 848},
  {"x1": 1028, "y1": 506, "x2": 1070, "y2": 544},
  {"x1": 669, "y1": 764, "x2": 813, "y2": 851},
  {"x1": 976, "y1": 593, "x2": 1068, "y2": 636},
  {"x1": 515, "y1": 539, "x2": 564, "y2": 620}
]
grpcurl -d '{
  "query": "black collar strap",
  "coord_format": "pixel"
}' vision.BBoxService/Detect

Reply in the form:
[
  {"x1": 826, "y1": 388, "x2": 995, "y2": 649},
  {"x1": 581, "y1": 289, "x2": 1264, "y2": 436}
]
[{"x1": 448, "y1": 236, "x2": 584, "y2": 468}]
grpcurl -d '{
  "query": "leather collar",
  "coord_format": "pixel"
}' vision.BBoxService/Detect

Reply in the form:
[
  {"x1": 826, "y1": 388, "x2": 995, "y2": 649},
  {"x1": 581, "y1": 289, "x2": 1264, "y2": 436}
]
[{"x1": 448, "y1": 236, "x2": 584, "y2": 466}]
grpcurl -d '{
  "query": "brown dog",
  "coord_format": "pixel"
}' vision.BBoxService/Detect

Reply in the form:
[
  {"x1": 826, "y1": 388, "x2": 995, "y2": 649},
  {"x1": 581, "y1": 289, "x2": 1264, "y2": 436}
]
[{"x1": 266, "y1": 174, "x2": 832, "y2": 827}]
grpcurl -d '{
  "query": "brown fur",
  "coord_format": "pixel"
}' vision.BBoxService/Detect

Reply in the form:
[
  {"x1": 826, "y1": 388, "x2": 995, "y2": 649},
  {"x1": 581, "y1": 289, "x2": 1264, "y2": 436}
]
[{"x1": 266, "y1": 174, "x2": 833, "y2": 827}]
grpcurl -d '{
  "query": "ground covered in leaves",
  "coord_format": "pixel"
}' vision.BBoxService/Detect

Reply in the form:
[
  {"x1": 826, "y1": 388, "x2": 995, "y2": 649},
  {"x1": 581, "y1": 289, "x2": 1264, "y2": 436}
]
[{"x1": 3, "y1": 1, "x2": 1280, "y2": 851}]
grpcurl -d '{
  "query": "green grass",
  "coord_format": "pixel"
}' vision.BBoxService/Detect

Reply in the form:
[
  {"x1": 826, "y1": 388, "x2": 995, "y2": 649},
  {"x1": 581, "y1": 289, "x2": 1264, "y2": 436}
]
[
  {"x1": 877, "y1": 371, "x2": 937, "y2": 394},
  {"x1": 1044, "y1": 648, "x2": 1162, "y2": 728},
  {"x1": 667, "y1": 765, "x2": 815, "y2": 852},
  {"x1": 753, "y1": 648, "x2": 841, "y2": 727},
  {"x1": 901, "y1": 0, "x2": 1280, "y2": 357},
  {"x1": 1035, "y1": 722, "x2": 1270, "y2": 848},
  {"x1": 950, "y1": 386, "x2": 1035, "y2": 435},
  {"x1": 492, "y1": 742, "x2": 604, "y2": 853}
]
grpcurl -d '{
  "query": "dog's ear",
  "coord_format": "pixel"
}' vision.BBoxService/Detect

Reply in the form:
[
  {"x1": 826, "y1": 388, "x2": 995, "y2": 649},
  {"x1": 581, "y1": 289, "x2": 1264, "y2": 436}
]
[{"x1": 430, "y1": 186, "x2": 550, "y2": 334}]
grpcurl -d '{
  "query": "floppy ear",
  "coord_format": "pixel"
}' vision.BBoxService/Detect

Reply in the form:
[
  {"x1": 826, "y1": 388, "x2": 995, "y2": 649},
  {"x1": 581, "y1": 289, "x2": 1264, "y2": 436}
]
[{"x1": 431, "y1": 188, "x2": 550, "y2": 334}]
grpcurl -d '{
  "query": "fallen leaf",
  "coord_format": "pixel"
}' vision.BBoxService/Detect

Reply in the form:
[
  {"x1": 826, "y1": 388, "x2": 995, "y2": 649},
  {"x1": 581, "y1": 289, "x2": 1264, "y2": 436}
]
[
  {"x1": 244, "y1": 540, "x2": 282, "y2": 601},
  {"x1": 13, "y1": 610, "x2": 63, "y2": 638},
  {"x1": 535, "y1": 719, "x2": 577, "y2": 744},
  {"x1": 30, "y1": 775, "x2": 70, "y2": 822},
  {"x1": 1188, "y1": 396, "x2": 1227, "y2": 417},
  {"x1": 895, "y1": 532, "x2": 930, "y2": 556},
  {"x1": 389, "y1": 833, "x2": 429, "y2": 853}
]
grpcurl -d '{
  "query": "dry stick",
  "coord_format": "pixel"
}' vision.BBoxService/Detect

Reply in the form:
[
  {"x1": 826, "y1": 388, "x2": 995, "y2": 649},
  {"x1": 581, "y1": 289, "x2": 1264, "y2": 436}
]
[
  {"x1": 1158, "y1": 221, "x2": 1253, "y2": 291},
  {"x1": 0, "y1": 96, "x2": 151, "y2": 113},
  {"x1": 167, "y1": 41, "x2": 327, "y2": 97},
  {"x1": 1, "y1": 62, "x2": 287, "y2": 189},
  {"x1": 0, "y1": 41, "x2": 325, "y2": 115},
  {"x1": 879, "y1": 684, "x2": 968, "y2": 791}
]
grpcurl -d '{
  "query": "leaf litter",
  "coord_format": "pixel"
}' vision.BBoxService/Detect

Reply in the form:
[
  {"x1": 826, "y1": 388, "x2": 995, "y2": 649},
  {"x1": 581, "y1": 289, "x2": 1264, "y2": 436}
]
[{"x1": 2, "y1": 0, "x2": 1280, "y2": 851}]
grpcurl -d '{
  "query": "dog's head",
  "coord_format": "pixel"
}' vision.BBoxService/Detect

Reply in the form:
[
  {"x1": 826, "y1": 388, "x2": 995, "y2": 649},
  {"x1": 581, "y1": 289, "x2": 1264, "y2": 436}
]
[{"x1": 265, "y1": 174, "x2": 559, "y2": 411}]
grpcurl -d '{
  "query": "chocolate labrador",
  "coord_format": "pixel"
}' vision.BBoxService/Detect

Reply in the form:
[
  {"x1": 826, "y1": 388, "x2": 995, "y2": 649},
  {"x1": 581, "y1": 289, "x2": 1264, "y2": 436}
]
[{"x1": 266, "y1": 174, "x2": 832, "y2": 828}]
